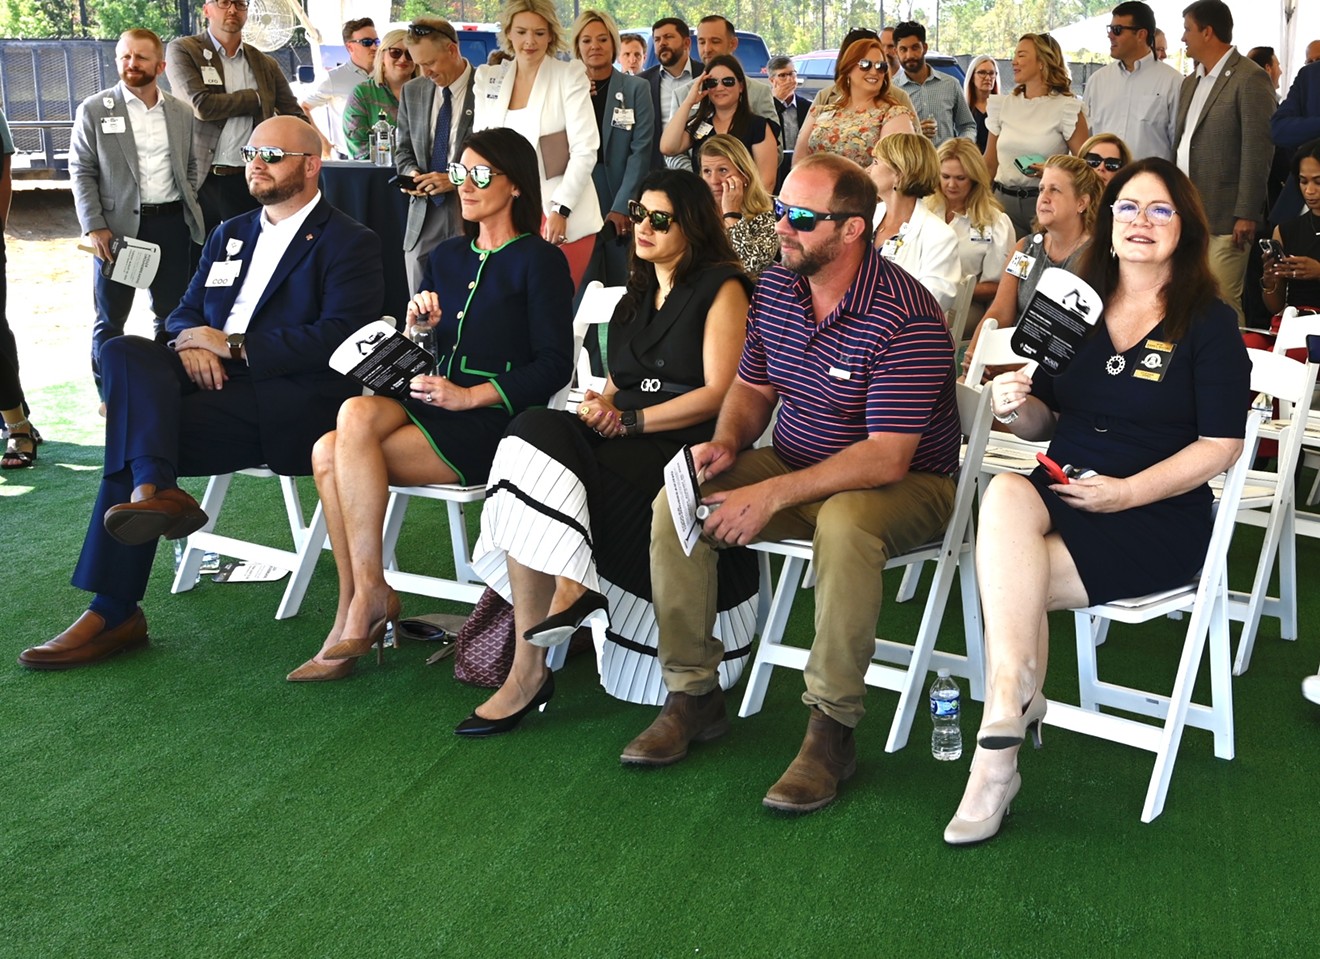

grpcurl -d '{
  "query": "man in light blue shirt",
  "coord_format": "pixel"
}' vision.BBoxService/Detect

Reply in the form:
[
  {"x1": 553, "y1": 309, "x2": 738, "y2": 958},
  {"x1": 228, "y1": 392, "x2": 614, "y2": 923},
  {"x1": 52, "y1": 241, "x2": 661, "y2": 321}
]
[
  {"x1": 892, "y1": 21, "x2": 975, "y2": 146},
  {"x1": 1082, "y1": 2, "x2": 1182, "y2": 161}
]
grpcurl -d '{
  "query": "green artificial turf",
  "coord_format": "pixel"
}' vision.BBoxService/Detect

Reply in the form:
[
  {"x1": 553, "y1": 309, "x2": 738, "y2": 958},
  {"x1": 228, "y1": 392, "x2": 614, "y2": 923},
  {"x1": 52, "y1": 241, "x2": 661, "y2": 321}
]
[{"x1": 2, "y1": 374, "x2": 1319, "y2": 958}]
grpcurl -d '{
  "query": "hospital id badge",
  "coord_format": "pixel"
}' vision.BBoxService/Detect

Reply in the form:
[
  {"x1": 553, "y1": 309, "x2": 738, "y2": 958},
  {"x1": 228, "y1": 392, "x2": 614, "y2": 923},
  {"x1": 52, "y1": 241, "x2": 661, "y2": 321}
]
[
  {"x1": 201, "y1": 65, "x2": 223, "y2": 86},
  {"x1": 611, "y1": 107, "x2": 635, "y2": 129},
  {"x1": 205, "y1": 259, "x2": 242, "y2": 287},
  {"x1": 1006, "y1": 250, "x2": 1035, "y2": 279},
  {"x1": 100, "y1": 116, "x2": 126, "y2": 134}
]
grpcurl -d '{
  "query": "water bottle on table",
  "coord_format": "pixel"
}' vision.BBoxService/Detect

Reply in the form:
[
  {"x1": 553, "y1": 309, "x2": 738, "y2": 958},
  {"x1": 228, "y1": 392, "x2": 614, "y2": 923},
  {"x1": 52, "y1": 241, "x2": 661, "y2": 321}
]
[
  {"x1": 372, "y1": 111, "x2": 394, "y2": 167},
  {"x1": 930, "y1": 668, "x2": 962, "y2": 760}
]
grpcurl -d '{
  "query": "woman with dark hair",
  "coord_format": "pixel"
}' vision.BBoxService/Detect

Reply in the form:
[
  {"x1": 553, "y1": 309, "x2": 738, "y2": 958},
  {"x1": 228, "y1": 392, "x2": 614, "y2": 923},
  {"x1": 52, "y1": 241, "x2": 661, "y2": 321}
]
[
  {"x1": 944, "y1": 158, "x2": 1251, "y2": 844},
  {"x1": 793, "y1": 37, "x2": 916, "y2": 171},
  {"x1": 661, "y1": 54, "x2": 778, "y2": 192},
  {"x1": 1260, "y1": 138, "x2": 1320, "y2": 320},
  {"x1": 459, "y1": 168, "x2": 754, "y2": 734},
  {"x1": 286, "y1": 128, "x2": 574, "y2": 681}
]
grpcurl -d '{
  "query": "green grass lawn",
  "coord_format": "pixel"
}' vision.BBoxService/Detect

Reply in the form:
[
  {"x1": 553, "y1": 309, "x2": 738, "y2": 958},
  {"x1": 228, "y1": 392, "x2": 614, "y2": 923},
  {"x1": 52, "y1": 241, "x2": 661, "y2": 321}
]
[{"x1": 2, "y1": 372, "x2": 1319, "y2": 958}]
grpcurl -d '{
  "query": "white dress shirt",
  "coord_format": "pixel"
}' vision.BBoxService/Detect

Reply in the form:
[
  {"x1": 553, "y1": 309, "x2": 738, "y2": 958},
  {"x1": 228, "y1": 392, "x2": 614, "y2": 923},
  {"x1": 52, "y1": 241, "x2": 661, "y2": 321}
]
[
  {"x1": 1176, "y1": 47, "x2": 1233, "y2": 174},
  {"x1": 210, "y1": 30, "x2": 257, "y2": 167},
  {"x1": 122, "y1": 84, "x2": 180, "y2": 203},
  {"x1": 224, "y1": 191, "x2": 322, "y2": 335},
  {"x1": 872, "y1": 199, "x2": 962, "y2": 310}
]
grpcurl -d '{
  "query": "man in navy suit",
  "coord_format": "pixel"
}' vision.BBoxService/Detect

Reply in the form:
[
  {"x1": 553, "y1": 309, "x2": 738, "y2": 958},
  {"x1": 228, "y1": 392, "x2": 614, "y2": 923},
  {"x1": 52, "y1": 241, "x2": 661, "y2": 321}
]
[{"x1": 19, "y1": 116, "x2": 383, "y2": 671}]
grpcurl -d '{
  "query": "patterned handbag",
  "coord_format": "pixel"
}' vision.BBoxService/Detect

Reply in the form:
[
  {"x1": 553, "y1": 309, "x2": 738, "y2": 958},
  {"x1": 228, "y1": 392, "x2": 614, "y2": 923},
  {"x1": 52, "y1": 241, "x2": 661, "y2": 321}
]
[{"x1": 452, "y1": 587, "x2": 515, "y2": 688}]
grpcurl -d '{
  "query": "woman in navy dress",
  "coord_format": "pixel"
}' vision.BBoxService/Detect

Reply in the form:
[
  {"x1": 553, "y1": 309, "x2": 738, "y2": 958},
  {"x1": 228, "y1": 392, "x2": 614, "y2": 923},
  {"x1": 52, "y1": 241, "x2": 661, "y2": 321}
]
[
  {"x1": 944, "y1": 158, "x2": 1251, "y2": 844},
  {"x1": 287, "y1": 128, "x2": 574, "y2": 682}
]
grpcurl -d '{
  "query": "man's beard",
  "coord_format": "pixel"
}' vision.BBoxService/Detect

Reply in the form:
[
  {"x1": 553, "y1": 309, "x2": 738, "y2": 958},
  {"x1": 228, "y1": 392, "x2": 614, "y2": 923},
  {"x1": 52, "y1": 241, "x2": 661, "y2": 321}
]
[
  {"x1": 250, "y1": 175, "x2": 302, "y2": 206},
  {"x1": 781, "y1": 230, "x2": 843, "y2": 278}
]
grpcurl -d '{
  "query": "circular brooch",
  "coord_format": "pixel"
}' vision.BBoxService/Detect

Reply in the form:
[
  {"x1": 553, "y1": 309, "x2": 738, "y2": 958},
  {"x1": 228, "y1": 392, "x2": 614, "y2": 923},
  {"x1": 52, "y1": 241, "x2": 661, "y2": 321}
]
[{"x1": 1105, "y1": 354, "x2": 1126, "y2": 376}]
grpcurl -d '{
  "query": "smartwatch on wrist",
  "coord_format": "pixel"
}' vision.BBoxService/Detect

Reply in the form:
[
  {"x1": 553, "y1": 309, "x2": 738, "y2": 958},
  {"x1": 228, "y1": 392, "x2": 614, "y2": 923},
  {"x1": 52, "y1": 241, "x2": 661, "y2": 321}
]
[
  {"x1": 550, "y1": 202, "x2": 572, "y2": 218},
  {"x1": 620, "y1": 409, "x2": 641, "y2": 436}
]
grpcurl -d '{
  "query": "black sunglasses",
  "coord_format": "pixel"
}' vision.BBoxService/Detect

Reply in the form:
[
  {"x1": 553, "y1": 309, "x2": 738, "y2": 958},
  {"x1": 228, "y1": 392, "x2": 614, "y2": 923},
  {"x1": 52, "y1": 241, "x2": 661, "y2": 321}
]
[
  {"x1": 772, "y1": 199, "x2": 863, "y2": 232},
  {"x1": 1105, "y1": 24, "x2": 1139, "y2": 36},
  {"x1": 407, "y1": 22, "x2": 457, "y2": 44},
  {"x1": 239, "y1": 145, "x2": 314, "y2": 164},
  {"x1": 628, "y1": 199, "x2": 674, "y2": 232},
  {"x1": 702, "y1": 76, "x2": 739, "y2": 90},
  {"x1": 385, "y1": 47, "x2": 412, "y2": 62},
  {"x1": 447, "y1": 162, "x2": 505, "y2": 189},
  {"x1": 1084, "y1": 152, "x2": 1123, "y2": 172},
  {"x1": 348, "y1": 37, "x2": 381, "y2": 48}
]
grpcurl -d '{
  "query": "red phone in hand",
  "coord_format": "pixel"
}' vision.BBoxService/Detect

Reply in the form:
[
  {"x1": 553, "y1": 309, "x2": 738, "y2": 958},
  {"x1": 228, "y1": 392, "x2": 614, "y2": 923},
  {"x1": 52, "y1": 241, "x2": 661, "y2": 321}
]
[{"x1": 1037, "y1": 452, "x2": 1071, "y2": 484}]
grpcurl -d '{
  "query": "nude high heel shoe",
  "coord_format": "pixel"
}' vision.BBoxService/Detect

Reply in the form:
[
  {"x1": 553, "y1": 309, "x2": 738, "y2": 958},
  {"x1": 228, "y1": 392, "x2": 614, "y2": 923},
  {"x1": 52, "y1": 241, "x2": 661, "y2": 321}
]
[
  {"x1": 943, "y1": 771, "x2": 1021, "y2": 846},
  {"x1": 286, "y1": 657, "x2": 356, "y2": 682},
  {"x1": 323, "y1": 589, "x2": 402, "y2": 664},
  {"x1": 977, "y1": 690, "x2": 1047, "y2": 750}
]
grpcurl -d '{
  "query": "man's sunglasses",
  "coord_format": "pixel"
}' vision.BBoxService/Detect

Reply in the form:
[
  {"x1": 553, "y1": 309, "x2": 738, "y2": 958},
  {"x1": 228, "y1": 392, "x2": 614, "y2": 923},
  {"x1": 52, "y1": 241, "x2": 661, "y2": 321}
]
[
  {"x1": 702, "y1": 76, "x2": 738, "y2": 90},
  {"x1": 348, "y1": 37, "x2": 381, "y2": 48},
  {"x1": 240, "y1": 145, "x2": 315, "y2": 164},
  {"x1": 1105, "y1": 24, "x2": 1139, "y2": 36},
  {"x1": 385, "y1": 48, "x2": 413, "y2": 62},
  {"x1": 628, "y1": 199, "x2": 674, "y2": 232},
  {"x1": 1084, "y1": 152, "x2": 1123, "y2": 172},
  {"x1": 772, "y1": 199, "x2": 863, "y2": 232},
  {"x1": 448, "y1": 162, "x2": 504, "y2": 188},
  {"x1": 407, "y1": 22, "x2": 458, "y2": 44}
]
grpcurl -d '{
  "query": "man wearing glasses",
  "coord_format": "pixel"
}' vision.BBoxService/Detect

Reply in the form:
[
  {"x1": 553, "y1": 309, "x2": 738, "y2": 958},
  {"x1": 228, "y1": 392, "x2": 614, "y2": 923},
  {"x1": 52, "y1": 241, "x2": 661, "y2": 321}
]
[
  {"x1": 1081, "y1": 3, "x2": 1182, "y2": 162},
  {"x1": 767, "y1": 56, "x2": 809, "y2": 191},
  {"x1": 19, "y1": 116, "x2": 383, "y2": 672},
  {"x1": 166, "y1": 0, "x2": 305, "y2": 241},
  {"x1": 394, "y1": 17, "x2": 475, "y2": 294},
  {"x1": 300, "y1": 17, "x2": 378, "y2": 159},
  {"x1": 624, "y1": 153, "x2": 961, "y2": 815}
]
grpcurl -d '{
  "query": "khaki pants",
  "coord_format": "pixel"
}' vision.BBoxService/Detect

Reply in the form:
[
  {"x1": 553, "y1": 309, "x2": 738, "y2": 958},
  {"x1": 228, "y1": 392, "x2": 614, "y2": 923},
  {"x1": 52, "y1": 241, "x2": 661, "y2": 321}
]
[
  {"x1": 1207, "y1": 233, "x2": 1250, "y2": 326},
  {"x1": 649, "y1": 447, "x2": 956, "y2": 727}
]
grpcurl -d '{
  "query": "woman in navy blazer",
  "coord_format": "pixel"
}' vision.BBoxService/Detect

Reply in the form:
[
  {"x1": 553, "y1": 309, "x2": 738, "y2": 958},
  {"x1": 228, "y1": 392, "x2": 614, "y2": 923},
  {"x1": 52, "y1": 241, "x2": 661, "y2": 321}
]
[
  {"x1": 287, "y1": 128, "x2": 574, "y2": 682},
  {"x1": 473, "y1": 0, "x2": 604, "y2": 288}
]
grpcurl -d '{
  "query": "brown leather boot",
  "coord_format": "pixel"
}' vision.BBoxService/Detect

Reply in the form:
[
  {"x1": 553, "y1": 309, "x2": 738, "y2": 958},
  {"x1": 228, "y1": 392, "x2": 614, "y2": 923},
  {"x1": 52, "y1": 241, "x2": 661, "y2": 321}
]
[
  {"x1": 762, "y1": 707, "x2": 857, "y2": 813},
  {"x1": 620, "y1": 689, "x2": 729, "y2": 766}
]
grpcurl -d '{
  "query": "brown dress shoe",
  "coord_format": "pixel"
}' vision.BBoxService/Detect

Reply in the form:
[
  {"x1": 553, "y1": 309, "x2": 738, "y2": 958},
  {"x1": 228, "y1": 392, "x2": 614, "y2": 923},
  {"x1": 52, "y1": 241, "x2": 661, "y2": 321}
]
[
  {"x1": 18, "y1": 609, "x2": 150, "y2": 670},
  {"x1": 620, "y1": 689, "x2": 729, "y2": 766},
  {"x1": 103, "y1": 488, "x2": 208, "y2": 545},
  {"x1": 762, "y1": 707, "x2": 857, "y2": 813}
]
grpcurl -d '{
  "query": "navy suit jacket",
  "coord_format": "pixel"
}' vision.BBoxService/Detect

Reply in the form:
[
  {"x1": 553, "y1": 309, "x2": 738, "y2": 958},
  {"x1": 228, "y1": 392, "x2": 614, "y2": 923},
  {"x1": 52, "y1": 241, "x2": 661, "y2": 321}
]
[
  {"x1": 1269, "y1": 62, "x2": 1320, "y2": 225},
  {"x1": 167, "y1": 197, "x2": 383, "y2": 474}
]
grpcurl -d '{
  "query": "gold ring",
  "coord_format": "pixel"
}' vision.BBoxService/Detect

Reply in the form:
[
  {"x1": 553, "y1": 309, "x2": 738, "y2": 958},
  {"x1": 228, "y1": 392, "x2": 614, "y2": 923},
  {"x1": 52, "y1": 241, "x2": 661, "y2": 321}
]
[{"x1": 579, "y1": 405, "x2": 589, "y2": 416}]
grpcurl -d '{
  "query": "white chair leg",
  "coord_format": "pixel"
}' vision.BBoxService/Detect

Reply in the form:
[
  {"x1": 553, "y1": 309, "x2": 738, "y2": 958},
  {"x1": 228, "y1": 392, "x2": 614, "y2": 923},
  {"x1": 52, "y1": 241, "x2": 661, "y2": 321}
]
[
  {"x1": 171, "y1": 473, "x2": 232, "y2": 594},
  {"x1": 1074, "y1": 611, "x2": 1101, "y2": 712},
  {"x1": 446, "y1": 499, "x2": 477, "y2": 584},
  {"x1": 380, "y1": 491, "x2": 409, "y2": 572},
  {"x1": 276, "y1": 500, "x2": 327, "y2": 620},
  {"x1": 895, "y1": 562, "x2": 922, "y2": 603},
  {"x1": 737, "y1": 555, "x2": 807, "y2": 718},
  {"x1": 278, "y1": 476, "x2": 308, "y2": 548},
  {"x1": 958, "y1": 547, "x2": 985, "y2": 702}
]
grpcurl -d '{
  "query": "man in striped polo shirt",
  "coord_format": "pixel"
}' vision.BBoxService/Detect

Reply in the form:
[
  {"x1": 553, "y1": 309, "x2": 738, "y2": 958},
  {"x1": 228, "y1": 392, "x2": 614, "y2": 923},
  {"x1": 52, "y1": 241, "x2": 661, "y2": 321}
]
[{"x1": 623, "y1": 152, "x2": 962, "y2": 813}]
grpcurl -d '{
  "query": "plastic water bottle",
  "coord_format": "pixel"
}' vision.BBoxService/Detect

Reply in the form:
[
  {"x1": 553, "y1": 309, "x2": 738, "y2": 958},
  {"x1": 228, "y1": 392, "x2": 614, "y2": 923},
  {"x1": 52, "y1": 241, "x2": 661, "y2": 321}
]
[
  {"x1": 930, "y1": 669, "x2": 962, "y2": 761},
  {"x1": 372, "y1": 111, "x2": 394, "y2": 167}
]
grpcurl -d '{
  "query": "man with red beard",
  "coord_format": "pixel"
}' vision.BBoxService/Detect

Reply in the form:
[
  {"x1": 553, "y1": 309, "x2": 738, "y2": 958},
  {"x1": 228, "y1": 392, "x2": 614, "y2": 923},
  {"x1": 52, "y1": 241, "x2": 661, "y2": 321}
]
[{"x1": 70, "y1": 29, "x2": 206, "y2": 403}]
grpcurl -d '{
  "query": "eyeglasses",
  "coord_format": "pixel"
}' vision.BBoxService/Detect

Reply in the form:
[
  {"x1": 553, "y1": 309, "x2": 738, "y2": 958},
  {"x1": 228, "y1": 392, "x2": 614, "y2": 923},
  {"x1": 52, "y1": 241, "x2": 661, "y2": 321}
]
[
  {"x1": 1111, "y1": 199, "x2": 1178, "y2": 225},
  {"x1": 407, "y1": 22, "x2": 457, "y2": 45},
  {"x1": 1105, "y1": 24, "x2": 1139, "y2": 36},
  {"x1": 210, "y1": 0, "x2": 248, "y2": 9},
  {"x1": 239, "y1": 145, "x2": 314, "y2": 164},
  {"x1": 1084, "y1": 153, "x2": 1124, "y2": 172},
  {"x1": 855, "y1": 59, "x2": 883, "y2": 72},
  {"x1": 447, "y1": 162, "x2": 505, "y2": 189},
  {"x1": 973, "y1": 69, "x2": 998, "y2": 78},
  {"x1": 348, "y1": 38, "x2": 381, "y2": 48},
  {"x1": 385, "y1": 48, "x2": 412, "y2": 62},
  {"x1": 702, "y1": 76, "x2": 738, "y2": 90},
  {"x1": 773, "y1": 199, "x2": 863, "y2": 232},
  {"x1": 628, "y1": 199, "x2": 674, "y2": 233}
]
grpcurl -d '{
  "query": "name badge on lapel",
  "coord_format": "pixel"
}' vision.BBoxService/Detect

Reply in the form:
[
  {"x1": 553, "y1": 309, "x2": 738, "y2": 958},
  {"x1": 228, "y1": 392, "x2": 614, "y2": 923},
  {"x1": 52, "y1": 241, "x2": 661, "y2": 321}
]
[
  {"x1": 1006, "y1": 249, "x2": 1035, "y2": 279},
  {"x1": 100, "y1": 116, "x2": 126, "y2": 134},
  {"x1": 694, "y1": 121, "x2": 714, "y2": 138},
  {"x1": 611, "y1": 107, "x2": 635, "y2": 129},
  {"x1": 1132, "y1": 338, "x2": 1175, "y2": 382},
  {"x1": 102, "y1": 96, "x2": 115, "y2": 110},
  {"x1": 201, "y1": 65, "x2": 223, "y2": 86},
  {"x1": 205, "y1": 259, "x2": 243, "y2": 287}
]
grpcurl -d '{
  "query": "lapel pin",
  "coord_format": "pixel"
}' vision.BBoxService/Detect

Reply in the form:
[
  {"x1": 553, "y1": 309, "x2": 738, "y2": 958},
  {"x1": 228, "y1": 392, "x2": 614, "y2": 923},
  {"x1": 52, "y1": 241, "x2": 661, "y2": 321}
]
[
  {"x1": 103, "y1": 96, "x2": 114, "y2": 110},
  {"x1": 305, "y1": 233, "x2": 314, "y2": 241}
]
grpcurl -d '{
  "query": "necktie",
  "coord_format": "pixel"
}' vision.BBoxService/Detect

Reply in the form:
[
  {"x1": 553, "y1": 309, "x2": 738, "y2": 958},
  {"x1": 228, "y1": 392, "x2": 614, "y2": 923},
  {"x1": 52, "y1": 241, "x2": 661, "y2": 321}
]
[{"x1": 430, "y1": 86, "x2": 453, "y2": 207}]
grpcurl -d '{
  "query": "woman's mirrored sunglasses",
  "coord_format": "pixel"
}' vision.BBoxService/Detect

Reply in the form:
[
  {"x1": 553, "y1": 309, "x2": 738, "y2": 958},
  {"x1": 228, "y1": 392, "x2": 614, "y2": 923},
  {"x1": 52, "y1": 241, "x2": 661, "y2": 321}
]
[{"x1": 447, "y1": 162, "x2": 504, "y2": 188}]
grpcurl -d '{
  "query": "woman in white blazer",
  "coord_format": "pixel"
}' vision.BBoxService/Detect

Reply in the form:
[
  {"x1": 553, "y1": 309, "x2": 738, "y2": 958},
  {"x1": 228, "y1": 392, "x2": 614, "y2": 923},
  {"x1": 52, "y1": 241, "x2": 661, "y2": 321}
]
[
  {"x1": 869, "y1": 133, "x2": 961, "y2": 311},
  {"x1": 474, "y1": 0, "x2": 603, "y2": 287}
]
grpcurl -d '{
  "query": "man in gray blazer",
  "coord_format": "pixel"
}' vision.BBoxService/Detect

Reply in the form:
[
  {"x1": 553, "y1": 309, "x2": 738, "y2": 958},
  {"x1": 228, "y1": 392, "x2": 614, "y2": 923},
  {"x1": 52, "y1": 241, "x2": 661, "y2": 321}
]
[
  {"x1": 1175, "y1": 0, "x2": 1277, "y2": 324},
  {"x1": 70, "y1": 29, "x2": 205, "y2": 398},
  {"x1": 394, "y1": 18, "x2": 476, "y2": 294},
  {"x1": 165, "y1": 0, "x2": 304, "y2": 239}
]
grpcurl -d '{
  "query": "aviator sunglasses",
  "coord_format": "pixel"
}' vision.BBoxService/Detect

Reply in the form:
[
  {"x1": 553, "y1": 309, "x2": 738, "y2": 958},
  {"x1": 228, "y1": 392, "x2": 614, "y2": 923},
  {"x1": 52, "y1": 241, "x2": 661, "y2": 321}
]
[
  {"x1": 772, "y1": 199, "x2": 863, "y2": 232},
  {"x1": 1084, "y1": 152, "x2": 1124, "y2": 172},
  {"x1": 1111, "y1": 199, "x2": 1178, "y2": 225},
  {"x1": 855, "y1": 59, "x2": 883, "y2": 72},
  {"x1": 627, "y1": 200, "x2": 674, "y2": 232},
  {"x1": 447, "y1": 162, "x2": 505, "y2": 188},
  {"x1": 240, "y1": 145, "x2": 314, "y2": 163}
]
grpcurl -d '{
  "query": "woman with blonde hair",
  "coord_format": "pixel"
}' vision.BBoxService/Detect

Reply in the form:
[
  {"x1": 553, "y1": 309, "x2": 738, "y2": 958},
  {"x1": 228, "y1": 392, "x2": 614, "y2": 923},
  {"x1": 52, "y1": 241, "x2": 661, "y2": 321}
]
[
  {"x1": 697, "y1": 134, "x2": 778, "y2": 276},
  {"x1": 964, "y1": 54, "x2": 1000, "y2": 151},
  {"x1": 1077, "y1": 132, "x2": 1132, "y2": 188},
  {"x1": 793, "y1": 37, "x2": 916, "y2": 171},
  {"x1": 342, "y1": 28, "x2": 419, "y2": 159},
  {"x1": 986, "y1": 33, "x2": 1090, "y2": 236},
  {"x1": 927, "y1": 137, "x2": 1014, "y2": 327},
  {"x1": 474, "y1": 0, "x2": 604, "y2": 287},
  {"x1": 870, "y1": 132, "x2": 960, "y2": 309}
]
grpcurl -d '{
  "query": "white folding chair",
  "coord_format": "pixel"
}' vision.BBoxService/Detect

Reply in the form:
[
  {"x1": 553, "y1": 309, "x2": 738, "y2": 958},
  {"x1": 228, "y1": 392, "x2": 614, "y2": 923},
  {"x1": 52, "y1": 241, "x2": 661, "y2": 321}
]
[
  {"x1": 569, "y1": 280, "x2": 627, "y2": 401},
  {"x1": 1043, "y1": 411, "x2": 1262, "y2": 823},
  {"x1": 738, "y1": 382, "x2": 993, "y2": 752},
  {"x1": 945, "y1": 273, "x2": 977, "y2": 348},
  {"x1": 1227, "y1": 348, "x2": 1318, "y2": 674},
  {"x1": 1272, "y1": 308, "x2": 1320, "y2": 518}
]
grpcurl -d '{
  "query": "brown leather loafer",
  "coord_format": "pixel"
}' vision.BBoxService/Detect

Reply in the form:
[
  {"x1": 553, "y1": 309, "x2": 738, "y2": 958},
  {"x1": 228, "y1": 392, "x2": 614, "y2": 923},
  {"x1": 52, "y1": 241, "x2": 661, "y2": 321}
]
[
  {"x1": 18, "y1": 609, "x2": 149, "y2": 670},
  {"x1": 103, "y1": 488, "x2": 208, "y2": 545},
  {"x1": 762, "y1": 707, "x2": 857, "y2": 813},
  {"x1": 620, "y1": 688, "x2": 729, "y2": 766}
]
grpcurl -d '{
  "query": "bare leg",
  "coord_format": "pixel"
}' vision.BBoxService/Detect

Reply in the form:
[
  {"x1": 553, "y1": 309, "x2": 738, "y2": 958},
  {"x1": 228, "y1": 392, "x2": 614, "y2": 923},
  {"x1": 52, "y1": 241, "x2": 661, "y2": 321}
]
[
  {"x1": 545, "y1": 576, "x2": 588, "y2": 618},
  {"x1": 304, "y1": 429, "x2": 354, "y2": 662},
  {"x1": 475, "y1": 555, "x2": 556, "y2": 720}
]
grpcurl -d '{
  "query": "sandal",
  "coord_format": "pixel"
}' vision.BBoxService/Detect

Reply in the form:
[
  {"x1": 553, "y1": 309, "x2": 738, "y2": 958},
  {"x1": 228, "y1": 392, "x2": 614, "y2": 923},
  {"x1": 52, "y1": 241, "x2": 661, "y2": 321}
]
[{"x1": 1, "y1": 429, "x2": 37, "y2": 469}]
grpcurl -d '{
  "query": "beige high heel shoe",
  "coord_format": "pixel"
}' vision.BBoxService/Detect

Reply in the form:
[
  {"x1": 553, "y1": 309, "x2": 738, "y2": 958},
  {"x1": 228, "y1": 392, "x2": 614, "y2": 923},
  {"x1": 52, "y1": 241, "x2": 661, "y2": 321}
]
[
  {"x1": 323, "y1": 588, "x2": 402, "y2": 664},
  {"x1": 286, "y1": 657, "x2": 356, "y2": 682},
  {"x1": 978, "y1": 689, "x2": 1047, "y2": 750},
  {"x1": 943, "y1": 771, "x2": 1021, "y2": 846}
]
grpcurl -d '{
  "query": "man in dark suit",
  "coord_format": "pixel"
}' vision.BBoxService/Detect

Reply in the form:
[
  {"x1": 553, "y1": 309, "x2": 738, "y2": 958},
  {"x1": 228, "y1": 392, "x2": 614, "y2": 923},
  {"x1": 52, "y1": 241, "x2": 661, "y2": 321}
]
[
  {"x1": 19, "y1": 117, "x2": 383, "y2": 671},
  {"x1": 767, "y1": 55, "x2": 810, "y2": 192},
  {"x1": 639, "y1": 17, "x2": 702, "y2": 171},
  {"x1": 165, "y1": 0, "x2": 305, "y2": 239},
  {"x1": 1174, "y1": 0, "x2": 1277, "y2": 325},
  {"x1": 394, "y1": 17, "x2": 475, "y2": 295},
  {"x1": 70, "y1": 28, "x2": 206, "y2": 399}
]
